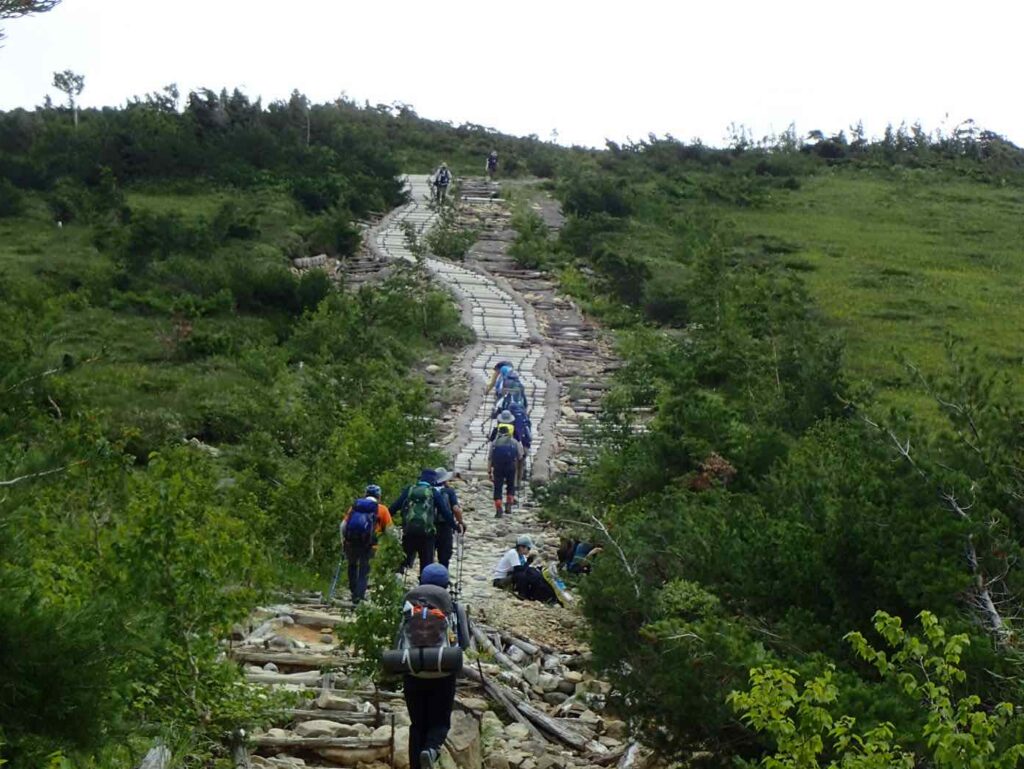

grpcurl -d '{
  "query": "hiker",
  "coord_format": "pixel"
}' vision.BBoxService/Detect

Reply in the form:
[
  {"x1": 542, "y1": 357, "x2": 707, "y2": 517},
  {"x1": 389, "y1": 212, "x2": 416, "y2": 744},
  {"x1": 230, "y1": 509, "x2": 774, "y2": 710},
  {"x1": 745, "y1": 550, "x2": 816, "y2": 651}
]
[
  {"x1": 557, "y1": 539, "x2": 603, "y2": 575},
  {"x1": 341, "y1": 484, "x2": 394, "y2": 604},
  {"x1": 489, "y1": 404, "x2": 532, "y2": 450},
  {"x1": 400, "y1": 563, "x2": 465, "y2": 769},
  {"x1": 486, "y1": 150, "x2": 498, "y2": 180},
  {"x1": 433, "y1": 467, "x2": 466, "y2": 569},
  {"x1": 493, "y1": 535, "x2": 534, "y2": 588},
  {"x1": 389, "y1": 469, "x2": 456, "y2": 576},
  {"x1": 486, "y1": 360, "x2": 514, "y2": 396},
  {"x1": 488, "y1": 423, "x2": 525, "y2": 518},
  {"x1": 431, "y1": 162, "x2": 453, "y2": 204},
  {"x1": 495, "y1": 370, "x2": 528, "y2": 412}
]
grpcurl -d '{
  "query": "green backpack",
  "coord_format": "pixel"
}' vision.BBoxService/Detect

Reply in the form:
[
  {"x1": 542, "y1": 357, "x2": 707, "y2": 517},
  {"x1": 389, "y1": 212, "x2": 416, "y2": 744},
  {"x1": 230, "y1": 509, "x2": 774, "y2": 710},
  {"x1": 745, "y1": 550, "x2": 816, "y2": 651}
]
[{"x1": 403, "y1": 485, "x2": 437, "y2": 536}]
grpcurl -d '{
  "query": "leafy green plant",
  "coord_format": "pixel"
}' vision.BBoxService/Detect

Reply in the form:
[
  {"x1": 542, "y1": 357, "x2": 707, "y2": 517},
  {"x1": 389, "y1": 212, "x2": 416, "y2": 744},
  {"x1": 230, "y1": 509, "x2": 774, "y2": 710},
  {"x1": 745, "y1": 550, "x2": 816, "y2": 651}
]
[{"x1": 729, "y1": 611, "x2": 1024, "y2": 768}]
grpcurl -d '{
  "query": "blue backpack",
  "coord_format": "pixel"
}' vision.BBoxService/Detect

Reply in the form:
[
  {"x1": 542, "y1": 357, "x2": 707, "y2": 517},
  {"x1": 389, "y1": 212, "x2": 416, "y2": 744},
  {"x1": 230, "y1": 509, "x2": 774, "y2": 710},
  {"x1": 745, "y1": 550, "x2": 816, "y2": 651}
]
[
  {"x1": 509, "y1": 404, "x2": 532, "y2": 449},
  {"x1": 345, "y1": 497, "x2": 378, "y2": 547}
]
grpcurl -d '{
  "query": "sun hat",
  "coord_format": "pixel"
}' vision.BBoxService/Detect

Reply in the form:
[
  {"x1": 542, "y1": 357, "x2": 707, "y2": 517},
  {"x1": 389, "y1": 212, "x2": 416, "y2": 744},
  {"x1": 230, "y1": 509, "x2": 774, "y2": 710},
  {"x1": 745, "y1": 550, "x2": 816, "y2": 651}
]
[
  {"x1": 516, "y1": 535, "x2": 534, "y2": 549},
  {"x1": 434, "y1": 467, "x2": 456, "y2": 484},
  {"x1": 498, "y1": 410, "x2": 514, "y2": 423}
]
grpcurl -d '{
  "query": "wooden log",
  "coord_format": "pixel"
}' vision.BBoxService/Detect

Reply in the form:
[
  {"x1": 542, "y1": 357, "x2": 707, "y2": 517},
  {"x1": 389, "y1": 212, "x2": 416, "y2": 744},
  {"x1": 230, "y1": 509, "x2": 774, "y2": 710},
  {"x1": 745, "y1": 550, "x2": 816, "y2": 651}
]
[
  {"x1": 516, "y1": 699, "x2": 591, "y2": 751},
  {"x1": 470, "y1": 624, "x2": 522, "y2": 673},
  {"x1": 460, "y1": 665, "x2": 549, "y2": 745},
  {"x1": 282, "y1": 709, "x2": 377, "y2": 724},
  {"x1": 245, "y1": 671, "x2": 322, "y2": 686},
  {"x1": 250, "y1": 735, "x2": 390, "y2": 750},
  {"x1": 232, "y1": 649, "x2": 355, "y2": 667}
]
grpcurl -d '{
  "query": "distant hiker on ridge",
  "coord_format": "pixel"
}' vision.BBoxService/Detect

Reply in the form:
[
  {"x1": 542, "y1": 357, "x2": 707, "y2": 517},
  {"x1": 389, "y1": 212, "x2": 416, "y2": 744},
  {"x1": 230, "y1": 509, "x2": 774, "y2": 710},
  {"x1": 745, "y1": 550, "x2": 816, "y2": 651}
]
[
  {"x1": 431, "y1": 162, "x2": 453, "y2": 204},
  {"x1": 486, "y1": 150, "x2": 498, "y2": 180}
]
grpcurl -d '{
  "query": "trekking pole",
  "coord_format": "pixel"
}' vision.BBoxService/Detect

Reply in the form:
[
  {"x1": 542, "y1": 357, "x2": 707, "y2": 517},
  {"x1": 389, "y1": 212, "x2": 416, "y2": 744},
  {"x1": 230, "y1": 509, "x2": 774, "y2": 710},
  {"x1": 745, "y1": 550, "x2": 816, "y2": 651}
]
[{"x1": 328, "y1": 522, "x2": 345, "y2": 601}]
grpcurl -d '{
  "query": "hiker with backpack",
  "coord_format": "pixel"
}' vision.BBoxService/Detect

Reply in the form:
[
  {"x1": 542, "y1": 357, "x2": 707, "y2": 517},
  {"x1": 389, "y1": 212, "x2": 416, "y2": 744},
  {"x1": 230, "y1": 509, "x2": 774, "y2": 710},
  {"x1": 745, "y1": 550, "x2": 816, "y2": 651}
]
[
  {"x1": 341, "y1": 484, "x2": 395, "y2": 604},
  {"x1": 432, "y1": 467, "x2": 465, "y2": 569},
  {"x1": 557, "y1": 538, "x2": 603, "y2": 575},
  {"x1": 486, "y1": 360, "x2": 514, "y2": 396},
  {"x1": 389, "y1": 469, "x2": 456, "y2": 576},
  {"x1": 495, "y1": 370, "x2": 528, "y2": 412},
  {"x1": 488, "y1": 423, "x2": 525, "y2": 518},
  {"x1": 486, "y1": 150, "x2": 498, "y2": 180},
  {"x1": 386, "y1": 563, "x2": 466, "y2": 769},
  {"x1": 431, "y1": 162, "x2": 453, "y2": 204},
  {"x1": 489, "y1": 405, "x2": 532, "y2": 450}
]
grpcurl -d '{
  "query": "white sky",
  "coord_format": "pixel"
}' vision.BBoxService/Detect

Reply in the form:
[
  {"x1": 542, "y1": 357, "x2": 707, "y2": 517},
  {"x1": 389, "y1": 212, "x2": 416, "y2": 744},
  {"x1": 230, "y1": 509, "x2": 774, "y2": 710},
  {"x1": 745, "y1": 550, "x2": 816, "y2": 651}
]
[{"x1": 1, "y1": 0, "x2": 1021, "y2": 149}]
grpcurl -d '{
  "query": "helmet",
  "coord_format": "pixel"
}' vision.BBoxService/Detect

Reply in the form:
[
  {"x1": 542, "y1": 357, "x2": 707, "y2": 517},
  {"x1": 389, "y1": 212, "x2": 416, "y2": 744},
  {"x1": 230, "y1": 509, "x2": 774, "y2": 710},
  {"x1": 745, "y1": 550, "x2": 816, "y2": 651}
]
[
  {"x1": 498, "y1": 410, "x2": 514, "y2": 423},
  {"x1": 365, "y1": 484, "x2": 382, "y2": 500},
  {"x1": 500, "y1": 365, "x2": 512, "y2": 377},
  {"x1": 421, "y1": 563, "x2": 450, "y2": 588},
  {"x1": 515, "y1": 535, "x2": 534, "y2": 549}
]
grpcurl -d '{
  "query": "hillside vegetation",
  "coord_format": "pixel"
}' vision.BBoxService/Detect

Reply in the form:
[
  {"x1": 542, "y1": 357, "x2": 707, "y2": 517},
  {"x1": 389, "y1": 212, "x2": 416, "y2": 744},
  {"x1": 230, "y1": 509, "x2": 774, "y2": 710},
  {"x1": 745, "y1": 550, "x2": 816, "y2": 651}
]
[
  {"x1": 515, "y1": 125, "x2": 1024, "y2": 766},
  {"x1": 5, "y1": 78, "x2": 1024, "y2": 769},
  {"x1": 0, "y1": 87, "x2": 567, "y2": 768}
]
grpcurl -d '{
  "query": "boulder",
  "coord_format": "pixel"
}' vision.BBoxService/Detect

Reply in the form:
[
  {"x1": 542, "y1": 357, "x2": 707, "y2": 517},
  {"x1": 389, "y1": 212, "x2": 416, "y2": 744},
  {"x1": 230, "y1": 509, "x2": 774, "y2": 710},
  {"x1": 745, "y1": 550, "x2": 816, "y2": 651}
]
[
  {"x1": 294, "y1": 719, "x2": 348, "y2": 738},
  {"x1": 316, "y1": 691, "x2": 361, "y2": 710},
  {"x1": 522, "y1": 662, "x2": 541, "y2": 687},
  {"x1": 504, "y1": 723, "x2": 530, "y2": 741},
  {"x1": 445, "y1": 710, "x2": 482, "y2": 769},
  {"x1": 604, "y1": 719, "x2": 627, "y2": 739},
  {"x1": 394, "y1": 725, "x2": 410, "y2": 769},
  {"x1": 484, "y1": 755, "x2": 510, "y2": 769},
  {"x1": 316, "y1": 746, "x2": 389, "y2": 764}
]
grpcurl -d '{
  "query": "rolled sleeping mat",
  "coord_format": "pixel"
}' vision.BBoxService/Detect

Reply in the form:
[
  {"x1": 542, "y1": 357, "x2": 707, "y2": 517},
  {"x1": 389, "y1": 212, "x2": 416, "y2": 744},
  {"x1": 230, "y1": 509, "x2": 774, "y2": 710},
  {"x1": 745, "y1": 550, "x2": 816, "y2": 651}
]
[{"x1": 382, "y1": 646, "x2": 463, "y2": 677}]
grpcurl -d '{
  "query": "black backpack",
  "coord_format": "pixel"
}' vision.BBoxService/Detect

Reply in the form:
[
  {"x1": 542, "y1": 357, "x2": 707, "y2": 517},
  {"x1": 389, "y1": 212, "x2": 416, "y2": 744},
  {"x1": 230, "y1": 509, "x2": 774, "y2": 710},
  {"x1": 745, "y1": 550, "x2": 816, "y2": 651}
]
[{"x1": 436, "y1": 168, "x2": 451, "y2": 186}]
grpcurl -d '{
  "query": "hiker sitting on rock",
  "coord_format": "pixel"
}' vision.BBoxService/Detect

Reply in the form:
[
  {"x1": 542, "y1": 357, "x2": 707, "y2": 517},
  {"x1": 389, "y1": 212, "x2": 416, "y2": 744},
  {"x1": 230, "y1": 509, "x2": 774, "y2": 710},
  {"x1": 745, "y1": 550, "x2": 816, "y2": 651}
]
[
  {"x1": 389, "y1": 469, "x2": 456, "y2": 576},
  {"x1": 488, "y1": 423, "x2": 525, "y2": 518},
  {"x1": 432, "y1": 466, "x2": 466, "y2": 569},
  {"x1": 493, "y1": 535, "x2": 535, "y2": 588},
  {"x1": 341, "y1": 484, "x2": 395, "y2": 604}
]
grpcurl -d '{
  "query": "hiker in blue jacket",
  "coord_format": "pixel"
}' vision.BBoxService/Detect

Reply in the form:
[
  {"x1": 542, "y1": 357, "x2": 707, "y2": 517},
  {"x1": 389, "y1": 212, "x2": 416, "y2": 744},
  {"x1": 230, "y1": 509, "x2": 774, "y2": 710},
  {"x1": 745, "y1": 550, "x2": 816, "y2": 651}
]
[{"x1": 389, "y1": 469, "x2": 456, "y2": 575}]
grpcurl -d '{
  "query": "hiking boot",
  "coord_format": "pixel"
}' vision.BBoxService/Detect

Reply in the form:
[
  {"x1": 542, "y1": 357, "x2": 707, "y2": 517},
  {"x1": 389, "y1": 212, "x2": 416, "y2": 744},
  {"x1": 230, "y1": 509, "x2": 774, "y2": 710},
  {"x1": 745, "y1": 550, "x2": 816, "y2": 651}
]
[
  {"x1": 420, "y1": 748, "x2": 439, "y2": 768},
  {"x1": 494, "y1": 509, "x2": 503, "y2": 518}
]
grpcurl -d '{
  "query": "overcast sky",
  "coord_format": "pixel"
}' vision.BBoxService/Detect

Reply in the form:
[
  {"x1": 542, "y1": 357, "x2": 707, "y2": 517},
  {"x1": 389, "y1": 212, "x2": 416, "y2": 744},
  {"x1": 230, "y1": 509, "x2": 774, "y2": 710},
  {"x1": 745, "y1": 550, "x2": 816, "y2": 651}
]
[{"x1": 1, "y1": 0, "x2": 1021, "y2": 148}]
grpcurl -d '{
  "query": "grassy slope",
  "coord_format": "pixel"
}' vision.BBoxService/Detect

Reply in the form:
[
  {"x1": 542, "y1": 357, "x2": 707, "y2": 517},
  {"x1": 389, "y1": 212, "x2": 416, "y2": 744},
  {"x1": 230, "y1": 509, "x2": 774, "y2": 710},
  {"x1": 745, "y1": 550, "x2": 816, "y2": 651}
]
[
  {"x1": 0, "y1": 189, "x2": 296, "y2": 446},
  {"x1": 723, "y1": 168, "x2": 1024, "y2": 409}
]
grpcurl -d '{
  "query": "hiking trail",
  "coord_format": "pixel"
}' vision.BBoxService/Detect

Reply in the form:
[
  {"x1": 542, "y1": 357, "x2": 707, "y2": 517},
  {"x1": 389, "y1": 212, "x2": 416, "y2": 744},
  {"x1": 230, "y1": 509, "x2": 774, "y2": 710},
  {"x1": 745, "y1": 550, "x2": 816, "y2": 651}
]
[{"x1": 224, "y1": 176, "x2": 639, "y2": 769}]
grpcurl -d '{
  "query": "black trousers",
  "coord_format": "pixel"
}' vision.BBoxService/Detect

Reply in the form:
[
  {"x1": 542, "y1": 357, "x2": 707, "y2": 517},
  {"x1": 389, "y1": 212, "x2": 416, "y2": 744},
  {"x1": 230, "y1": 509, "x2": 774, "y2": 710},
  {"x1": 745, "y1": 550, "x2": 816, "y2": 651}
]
[
  {"x1": 403, "y1": 530, "x2": 436, "y2": 575},
  {"x1": 435, "y1": 525, "x2": 454, "y2": 568},
  {"x1": 492, "y1": 461, "x2": 516, "y2": 500},
  {"x1": 404, "y1": 673, "x2": 456, "y2": 768}
]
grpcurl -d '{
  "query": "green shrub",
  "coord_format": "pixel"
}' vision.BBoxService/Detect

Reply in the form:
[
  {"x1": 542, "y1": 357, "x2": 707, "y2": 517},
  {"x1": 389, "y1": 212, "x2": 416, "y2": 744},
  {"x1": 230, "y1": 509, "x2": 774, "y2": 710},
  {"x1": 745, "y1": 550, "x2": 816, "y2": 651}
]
[{"x1": 0, "y1": 178, "x2": 25, "y2": 217}]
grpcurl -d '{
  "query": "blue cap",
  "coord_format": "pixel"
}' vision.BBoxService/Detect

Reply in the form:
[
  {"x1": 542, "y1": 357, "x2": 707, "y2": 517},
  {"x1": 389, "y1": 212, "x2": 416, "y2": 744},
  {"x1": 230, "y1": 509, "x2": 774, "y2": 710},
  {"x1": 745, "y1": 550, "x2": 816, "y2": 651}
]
[
  {"x1": 418, "y1": 468, "x2": 437, "y2": 485},
  {"x1": 421, "y1": 563, "x2": 450, "y2": 588}
]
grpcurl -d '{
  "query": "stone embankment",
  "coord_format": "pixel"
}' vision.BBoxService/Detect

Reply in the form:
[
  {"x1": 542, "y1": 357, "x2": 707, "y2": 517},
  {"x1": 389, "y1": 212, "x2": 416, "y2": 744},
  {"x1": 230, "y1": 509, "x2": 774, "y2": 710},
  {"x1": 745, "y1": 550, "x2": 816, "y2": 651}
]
[{"x1": 238, "y1": 177, "x2": 646, "y2": 769}]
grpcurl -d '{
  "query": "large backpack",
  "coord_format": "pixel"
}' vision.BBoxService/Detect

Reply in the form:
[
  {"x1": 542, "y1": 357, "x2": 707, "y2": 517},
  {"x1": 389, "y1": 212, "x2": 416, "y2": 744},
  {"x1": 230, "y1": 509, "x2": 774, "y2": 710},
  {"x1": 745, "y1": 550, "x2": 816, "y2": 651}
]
[
  {"x1": 436, "y1": 167, "x2": 451, "y2": 186},
  {"x1": 382, "y1": 594, "x2": 463, "y2": 678},
  {"x1": 509, "y1": 404, "x2": 532, "y2": 449},
  {"x1": 344, "y1": 497, "x2": 378, "y2": 548},
  {"x1": 403, "y1": 484, "x2": 437, "y2": 536},
  {"x1": 491, "y1": 432, "x2": 519, "y2": 466},
  {"x1": 503, "y1": 375, "x2": 527, "y2": 408}
]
